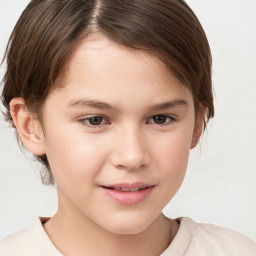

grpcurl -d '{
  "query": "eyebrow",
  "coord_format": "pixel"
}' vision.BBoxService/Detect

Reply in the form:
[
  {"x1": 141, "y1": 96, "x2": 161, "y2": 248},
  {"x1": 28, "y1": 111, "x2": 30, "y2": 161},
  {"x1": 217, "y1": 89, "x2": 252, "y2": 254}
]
[
  {"x1": 67, "y1": 98, "x2": 188, "y2": 111},
  {"x1": 149, "y1": 99, "x2": 188, "y2": 111},
  {"x1": 68, "y1": 99, "x2": 114, "y2": 110}
]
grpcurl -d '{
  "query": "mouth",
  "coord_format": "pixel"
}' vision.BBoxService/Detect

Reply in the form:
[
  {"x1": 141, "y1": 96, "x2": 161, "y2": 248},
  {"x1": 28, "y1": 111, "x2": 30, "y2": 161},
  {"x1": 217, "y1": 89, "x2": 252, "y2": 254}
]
[
  {"x1": 102, "y1": 185, "x2": 151, "y2": 192},
  {"x1": 100, "y1": 183, "x2": 155, "y2": 205}
]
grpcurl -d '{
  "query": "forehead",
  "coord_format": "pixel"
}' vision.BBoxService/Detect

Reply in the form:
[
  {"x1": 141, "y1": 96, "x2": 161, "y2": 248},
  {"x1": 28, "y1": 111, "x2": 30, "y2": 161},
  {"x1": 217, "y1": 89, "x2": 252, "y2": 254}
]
[
  {"x1": 67, "y1": 36, "x2": 173, "y2": 81},
  {"x1": 50, "y1": 35, "x2": 193, "y2": 109}
]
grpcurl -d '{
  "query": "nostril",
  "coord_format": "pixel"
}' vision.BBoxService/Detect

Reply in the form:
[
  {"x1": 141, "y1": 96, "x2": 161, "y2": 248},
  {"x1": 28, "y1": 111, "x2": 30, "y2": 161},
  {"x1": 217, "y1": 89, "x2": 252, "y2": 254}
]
[{"x1": 126, "y1": 163, "x2": 147, "y2": 171}]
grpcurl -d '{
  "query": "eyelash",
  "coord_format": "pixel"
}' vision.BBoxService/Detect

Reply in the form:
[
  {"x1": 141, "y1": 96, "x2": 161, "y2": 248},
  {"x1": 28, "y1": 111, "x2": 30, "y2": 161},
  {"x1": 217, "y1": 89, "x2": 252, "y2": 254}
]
[
  {"x1": 78, "y1": 114, "x2": 177, "y2": 128},
  {"x1": 146, "y1": 115, "x2": 177, "y2": 126},
  {"x1": 78, "y1": 116, "x2": 109, "y2": 128}
]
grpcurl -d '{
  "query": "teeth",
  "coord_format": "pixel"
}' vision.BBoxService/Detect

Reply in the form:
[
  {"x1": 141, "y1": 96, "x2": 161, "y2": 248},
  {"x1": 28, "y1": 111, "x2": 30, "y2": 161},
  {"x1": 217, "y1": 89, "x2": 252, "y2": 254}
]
[
  {"x1": 113, "y1": 187, "x2": 147, "y2": 192},
  {"x1": 130, "y1": 188, "x2": 140, "y2": 192},
  {"x1": 119, "y1": 188, "x2": 130, "y2": 192}
]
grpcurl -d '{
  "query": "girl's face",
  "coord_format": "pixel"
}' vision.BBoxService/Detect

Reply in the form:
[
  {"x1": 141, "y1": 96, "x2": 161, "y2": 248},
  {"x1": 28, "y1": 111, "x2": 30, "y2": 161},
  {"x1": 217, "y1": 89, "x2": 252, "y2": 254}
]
[{"x1": 39, "y1": 36, "x2": 200, "y2": 234}]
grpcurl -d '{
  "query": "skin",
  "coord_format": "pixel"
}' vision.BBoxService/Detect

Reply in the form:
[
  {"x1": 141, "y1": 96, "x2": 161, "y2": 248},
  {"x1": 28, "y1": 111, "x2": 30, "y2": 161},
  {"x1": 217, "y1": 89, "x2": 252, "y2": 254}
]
[{"x1": 10, "y1": 35, "x2": 204, "y2": 256}]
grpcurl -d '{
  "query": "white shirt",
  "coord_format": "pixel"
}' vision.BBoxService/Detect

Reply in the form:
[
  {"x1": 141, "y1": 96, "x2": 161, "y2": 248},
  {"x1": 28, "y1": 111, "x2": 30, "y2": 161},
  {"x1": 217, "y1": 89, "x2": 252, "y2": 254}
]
[{"x1": 0, "y1": 217, "x2": 256, "y2": 255}]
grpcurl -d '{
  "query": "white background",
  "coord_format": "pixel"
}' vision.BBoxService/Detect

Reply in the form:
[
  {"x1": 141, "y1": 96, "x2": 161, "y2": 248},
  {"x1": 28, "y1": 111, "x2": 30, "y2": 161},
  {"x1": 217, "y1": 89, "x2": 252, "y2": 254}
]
[{"x1": 0, "y1": 0, "x2": 255, "y2": 241}]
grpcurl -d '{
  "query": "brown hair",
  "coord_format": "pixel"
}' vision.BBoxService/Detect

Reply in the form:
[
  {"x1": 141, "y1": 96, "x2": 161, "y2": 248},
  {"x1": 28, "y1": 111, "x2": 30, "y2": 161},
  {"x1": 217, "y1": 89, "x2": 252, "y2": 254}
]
[{"x1": 1, "y1": 0, "x2": 214, "y2": 184}]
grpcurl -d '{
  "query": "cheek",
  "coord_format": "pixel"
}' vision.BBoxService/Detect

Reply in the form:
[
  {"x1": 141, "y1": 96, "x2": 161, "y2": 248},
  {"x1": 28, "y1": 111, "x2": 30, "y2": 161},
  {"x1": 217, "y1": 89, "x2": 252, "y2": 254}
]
[
  {"x1": 44, "y1": 128, "x2": 109, "y2": 185},
  {"x1": 152, "y1": 126, "x2": 193, "y2": 193},
  {"x1": 155, "y1": 125, "x2": 193, "y2": 166}
]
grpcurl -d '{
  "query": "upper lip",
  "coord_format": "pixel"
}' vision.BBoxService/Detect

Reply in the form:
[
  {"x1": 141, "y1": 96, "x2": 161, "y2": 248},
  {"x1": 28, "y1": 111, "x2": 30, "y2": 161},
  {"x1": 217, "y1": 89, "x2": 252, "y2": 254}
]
[{"x1": 101, "y1": 182, "x2": 155, "y2": 191}]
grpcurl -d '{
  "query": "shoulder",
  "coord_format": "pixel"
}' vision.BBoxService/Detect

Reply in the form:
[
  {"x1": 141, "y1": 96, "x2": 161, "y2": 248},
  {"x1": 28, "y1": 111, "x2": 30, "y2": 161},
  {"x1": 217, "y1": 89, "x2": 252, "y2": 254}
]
[
  {"x1": 0, "y1": 217, "x2": 62, "y2": 256},
  {"x1": 0, "y1": 226, "x2": 34, "y2": 255},
  {"x1": 180, "y1": 217, "x2": 256, "y2": 256}
]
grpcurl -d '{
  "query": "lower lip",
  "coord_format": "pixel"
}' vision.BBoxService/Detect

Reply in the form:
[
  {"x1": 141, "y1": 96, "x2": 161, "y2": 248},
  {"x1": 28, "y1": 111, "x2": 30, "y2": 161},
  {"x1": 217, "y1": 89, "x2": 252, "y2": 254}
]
[{"x1": 102, "y1": 186, "x2": 154, "y2": 205}]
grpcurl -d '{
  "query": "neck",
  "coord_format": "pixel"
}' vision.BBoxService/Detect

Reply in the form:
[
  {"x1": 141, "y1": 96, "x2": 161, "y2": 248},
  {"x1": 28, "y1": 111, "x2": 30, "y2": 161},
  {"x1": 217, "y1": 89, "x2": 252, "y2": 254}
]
[{"x1": 43, "y1": 200, "x2": 179, "y2": 256}]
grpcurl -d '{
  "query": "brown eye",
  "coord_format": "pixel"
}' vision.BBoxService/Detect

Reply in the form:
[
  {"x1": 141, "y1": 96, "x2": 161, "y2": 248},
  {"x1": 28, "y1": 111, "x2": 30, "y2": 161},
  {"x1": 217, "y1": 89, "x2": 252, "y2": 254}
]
[
  {"x1": 78, "y1": 115, "x2": 110, "y2": 129},
  {"x1": 152, "y1": 115, "x2": 168, "y2": 124},
  {"x1": 87, "y1": 116, "x2": 104, "y2": 125},
  {"x1": 147, "y1": 115, "x2": 175, "y2": 125}
]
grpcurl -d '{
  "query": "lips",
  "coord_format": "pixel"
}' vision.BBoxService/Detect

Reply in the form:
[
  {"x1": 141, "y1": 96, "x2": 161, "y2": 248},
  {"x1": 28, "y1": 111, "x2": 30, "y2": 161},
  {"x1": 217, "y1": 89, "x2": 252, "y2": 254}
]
[
  {"x1": 100, "y1": 183, "x2": 155, "y2": 205},
  {"x1": 103, "y1": 185, "x2": 150, "y2": 192}
]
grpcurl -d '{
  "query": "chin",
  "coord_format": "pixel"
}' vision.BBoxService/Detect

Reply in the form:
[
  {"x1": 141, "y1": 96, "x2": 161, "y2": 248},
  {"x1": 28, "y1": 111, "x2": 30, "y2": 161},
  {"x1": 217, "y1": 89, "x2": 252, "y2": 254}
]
[
  {"x1": 102, "y1": 212, "x2": 158, "y2": 235},
  {"x1": 108, "y1": 223, "x2": 149, "y2": 235}
]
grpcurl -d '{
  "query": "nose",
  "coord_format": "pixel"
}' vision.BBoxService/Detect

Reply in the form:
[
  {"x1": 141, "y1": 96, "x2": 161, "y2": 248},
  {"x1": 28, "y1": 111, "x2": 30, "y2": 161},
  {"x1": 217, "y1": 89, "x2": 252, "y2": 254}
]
[{"x1": 111, "y1": 126, "x2": 150, "y2": 171}]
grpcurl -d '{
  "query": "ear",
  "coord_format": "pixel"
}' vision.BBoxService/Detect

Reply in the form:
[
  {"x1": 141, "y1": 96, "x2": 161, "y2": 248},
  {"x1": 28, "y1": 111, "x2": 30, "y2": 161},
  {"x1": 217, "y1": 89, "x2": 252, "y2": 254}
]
[
  {"x1": 190, "y1": 109, "x2": 205, "y2": 149},
  {"x1": 10, "y1": 97, "x2": 46, "y2": 155}
]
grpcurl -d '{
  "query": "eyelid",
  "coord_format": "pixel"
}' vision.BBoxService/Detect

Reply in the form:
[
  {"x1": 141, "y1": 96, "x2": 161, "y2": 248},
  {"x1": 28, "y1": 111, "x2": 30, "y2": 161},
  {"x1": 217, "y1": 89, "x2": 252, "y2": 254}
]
[
  {"x1": 77, "y1": 114, "x2": 177, "y2": 129},
  {"x1": 146, "y1": 114, "x2": 177, "y2": 125},
  {"x1": 78, "y1": 115, "x2": 111, "y2": 128}
]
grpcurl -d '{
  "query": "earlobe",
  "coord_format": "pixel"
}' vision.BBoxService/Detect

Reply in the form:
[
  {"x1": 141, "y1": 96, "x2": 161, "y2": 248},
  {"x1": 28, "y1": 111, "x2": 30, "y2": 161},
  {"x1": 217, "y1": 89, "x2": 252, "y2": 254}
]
[{"x1": 10, "y1": 97, "x2": 46, "y2": 155}]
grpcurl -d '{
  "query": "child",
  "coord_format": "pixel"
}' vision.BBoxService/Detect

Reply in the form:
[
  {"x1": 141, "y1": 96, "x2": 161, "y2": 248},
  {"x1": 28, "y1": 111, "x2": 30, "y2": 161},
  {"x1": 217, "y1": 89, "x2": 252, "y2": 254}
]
[{"x1": 0, "y1": 0, "x2": 255, "y2": 255}]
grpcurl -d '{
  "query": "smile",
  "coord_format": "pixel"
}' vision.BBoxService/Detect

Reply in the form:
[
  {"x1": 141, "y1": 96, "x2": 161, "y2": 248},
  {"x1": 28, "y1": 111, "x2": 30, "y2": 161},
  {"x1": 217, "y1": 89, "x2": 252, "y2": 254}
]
[
  {"x1": 101, "y1": 183, "x2": 155, "y2": 205},
  {"x1": 104, "y1": 186, "x2": 149, "y2": 192}
]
